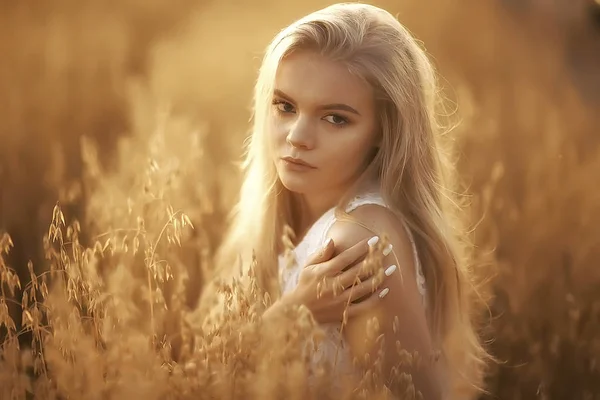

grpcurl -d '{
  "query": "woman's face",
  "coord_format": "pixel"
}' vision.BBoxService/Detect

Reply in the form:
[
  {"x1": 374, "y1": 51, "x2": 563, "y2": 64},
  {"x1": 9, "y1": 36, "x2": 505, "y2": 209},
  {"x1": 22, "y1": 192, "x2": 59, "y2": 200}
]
[{"x1": 269, "y1": 50, "x2": 379, "y2": 199}]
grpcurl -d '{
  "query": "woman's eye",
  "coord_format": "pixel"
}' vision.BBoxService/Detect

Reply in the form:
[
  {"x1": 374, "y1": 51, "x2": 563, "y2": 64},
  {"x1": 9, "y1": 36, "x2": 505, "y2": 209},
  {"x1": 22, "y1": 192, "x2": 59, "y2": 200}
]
[
  {"x1": 324, "y1": 114, "x2": 349, "y2": 126},
  {"x1": 273, "y1": 100, "x2": 295, "y2": 114}
]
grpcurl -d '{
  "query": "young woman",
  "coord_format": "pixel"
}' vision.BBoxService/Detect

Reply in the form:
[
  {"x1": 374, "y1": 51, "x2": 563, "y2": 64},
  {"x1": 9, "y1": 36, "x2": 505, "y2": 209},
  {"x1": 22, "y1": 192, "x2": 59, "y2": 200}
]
[{"x1": 202, "y1": 3, "x2": 489, "y2": 398}]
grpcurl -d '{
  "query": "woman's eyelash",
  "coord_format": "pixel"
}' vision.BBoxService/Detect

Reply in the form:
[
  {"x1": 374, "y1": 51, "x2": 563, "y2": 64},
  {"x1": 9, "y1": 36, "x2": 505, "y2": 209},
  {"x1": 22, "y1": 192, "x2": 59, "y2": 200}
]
[
  {"x1": 325, "y1": 114, "x2": 349, "y2": 125},
  {"x1": 271, "y1": 100, "x2": 349, "y2": 126},
  {"x1": 272, "y1": 99, "x2": 295, "y2": 113}
]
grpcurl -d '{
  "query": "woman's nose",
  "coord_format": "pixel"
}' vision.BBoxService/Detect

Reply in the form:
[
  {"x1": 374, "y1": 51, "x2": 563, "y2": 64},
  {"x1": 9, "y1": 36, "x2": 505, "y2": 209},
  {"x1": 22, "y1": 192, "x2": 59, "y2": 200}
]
[{"x1": 286, "y1": 117, "x2": 315, "y2": 150}]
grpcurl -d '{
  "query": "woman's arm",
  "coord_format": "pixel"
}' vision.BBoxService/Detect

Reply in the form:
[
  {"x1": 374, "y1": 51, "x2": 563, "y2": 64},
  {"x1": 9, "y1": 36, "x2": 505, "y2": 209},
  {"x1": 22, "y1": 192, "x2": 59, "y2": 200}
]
[{"x1": 328, "y1": 205, "x2": 446, "y2": 399}]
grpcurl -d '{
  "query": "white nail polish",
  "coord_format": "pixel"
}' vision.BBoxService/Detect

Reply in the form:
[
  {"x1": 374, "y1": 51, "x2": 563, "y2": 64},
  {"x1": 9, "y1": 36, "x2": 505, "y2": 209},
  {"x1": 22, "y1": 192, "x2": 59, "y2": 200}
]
[
  {"x1": 384, "y1": 265, "x2": 397, "y2": 276},
  {"x1": 379, "y1": 288, "x2": 390, "y2": 298},
  {"x1": 367, "y1": 236, "x2": 380, "y2": 247},
  {"x1": 324, "y1": 237, "x2": 332, "y2": 247},
  {"x1": 383, "y1": 244, "x2": 393, "y2": 257}
]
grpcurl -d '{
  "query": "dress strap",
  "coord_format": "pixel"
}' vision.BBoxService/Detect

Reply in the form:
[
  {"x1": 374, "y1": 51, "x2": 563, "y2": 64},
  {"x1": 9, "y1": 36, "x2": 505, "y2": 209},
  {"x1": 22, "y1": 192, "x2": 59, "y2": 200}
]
[{"x1": 346, "y1": 192, "x2": 388, "y2": 213}]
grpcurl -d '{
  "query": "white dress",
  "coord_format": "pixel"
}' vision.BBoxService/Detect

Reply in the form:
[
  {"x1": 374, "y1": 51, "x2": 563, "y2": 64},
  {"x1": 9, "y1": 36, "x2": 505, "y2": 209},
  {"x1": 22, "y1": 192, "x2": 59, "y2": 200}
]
[{"x1": 277, "y1": 190, "x2": 428, "y2": 386}]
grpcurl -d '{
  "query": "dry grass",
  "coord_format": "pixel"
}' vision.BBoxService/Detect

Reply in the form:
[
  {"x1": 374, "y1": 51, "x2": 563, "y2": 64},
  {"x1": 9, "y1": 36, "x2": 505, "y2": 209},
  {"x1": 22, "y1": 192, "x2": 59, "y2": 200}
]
[
  {"x1": 1, "y1": 0, "x2": 599, "y2": 399},
  {"x1": 0, "y1": 133, "x2": 418, "y2": 399}
]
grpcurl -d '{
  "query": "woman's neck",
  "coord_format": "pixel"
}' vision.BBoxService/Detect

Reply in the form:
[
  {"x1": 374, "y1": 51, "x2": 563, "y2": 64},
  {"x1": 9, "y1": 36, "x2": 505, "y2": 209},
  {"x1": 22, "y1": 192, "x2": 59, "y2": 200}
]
[
  {"x1": 291, "y1": 176, "x2": 379, "y2": 242},
  {"x1": 290, "y1": 191, "x2": 336, "y2": 241},
  {"x1": 295, "y1": 183, "x2": 372, "y2": 235}
]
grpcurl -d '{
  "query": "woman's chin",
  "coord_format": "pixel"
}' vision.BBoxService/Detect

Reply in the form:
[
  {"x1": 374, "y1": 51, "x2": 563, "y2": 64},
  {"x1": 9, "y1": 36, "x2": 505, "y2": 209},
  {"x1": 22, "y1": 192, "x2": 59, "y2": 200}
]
[{"x1": 279, "y1": 174, "x2": 311, "y2": 194}]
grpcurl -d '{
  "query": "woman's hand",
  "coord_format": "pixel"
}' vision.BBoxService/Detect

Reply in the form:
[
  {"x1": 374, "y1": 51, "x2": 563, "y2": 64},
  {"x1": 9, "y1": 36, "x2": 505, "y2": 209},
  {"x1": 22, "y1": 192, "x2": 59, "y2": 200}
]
[{"x1": 285, "y1": 236, "x2": 396, "y2": 324}]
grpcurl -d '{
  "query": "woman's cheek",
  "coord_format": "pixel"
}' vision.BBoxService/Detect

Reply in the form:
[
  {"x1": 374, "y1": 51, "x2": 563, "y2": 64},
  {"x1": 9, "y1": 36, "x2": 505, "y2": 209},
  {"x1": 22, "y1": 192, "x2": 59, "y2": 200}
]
[
  {"x1": 269, "y1": 121, "x2": 284, "y2": 150},
  {"x1": 329, "y1": 146, "x2": 358, "y2": 176},
  {"x1": 345, "y1": 144, "x2": 371, "y2": 175}
]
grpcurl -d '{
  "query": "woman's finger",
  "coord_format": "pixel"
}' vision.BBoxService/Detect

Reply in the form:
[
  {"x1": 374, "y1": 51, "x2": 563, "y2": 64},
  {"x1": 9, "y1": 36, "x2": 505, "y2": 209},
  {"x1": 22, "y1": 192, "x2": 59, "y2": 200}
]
[
  {"x1": 346, "y1": 286, "x2": 390, "y2": 318},
  {"x1": 342, "y1": 268, "x2": 390, "y2": 303},
  {"x1": 321, "y1": 235, "x2": 381, "y2": 277},
  {"x1": 336, "y1": 258, "x2": 378, "y2": 289},
  {"x1": 305, "y1": 237, "x2": 335, "y2": 267}
]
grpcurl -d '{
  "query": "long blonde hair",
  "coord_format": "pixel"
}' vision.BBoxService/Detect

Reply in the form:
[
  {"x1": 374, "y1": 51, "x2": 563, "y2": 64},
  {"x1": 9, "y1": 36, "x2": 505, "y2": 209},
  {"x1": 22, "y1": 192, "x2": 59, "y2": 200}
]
[{"x1": 211, "y1": 2, "x2": 489, "y2": 397}]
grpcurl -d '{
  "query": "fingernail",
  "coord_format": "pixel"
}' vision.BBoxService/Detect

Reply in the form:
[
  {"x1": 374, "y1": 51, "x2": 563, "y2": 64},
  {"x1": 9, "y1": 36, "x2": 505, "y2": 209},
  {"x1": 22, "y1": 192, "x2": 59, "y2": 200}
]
[
  {"x1": 379, "y1": 288, "x2": 390, "y2": 299},
  {"x1": 384, "y1": 264, "x2": 397, "y2": 276},
  {"x1": 383, "y1": 244, "x2": 393, "y2": 257},
  {"x1": 367, "y1": 236, "x2": 380, "y2": 247},
  {"x1": 324, "y1": 237, "x2": 332, "y2": 248}
]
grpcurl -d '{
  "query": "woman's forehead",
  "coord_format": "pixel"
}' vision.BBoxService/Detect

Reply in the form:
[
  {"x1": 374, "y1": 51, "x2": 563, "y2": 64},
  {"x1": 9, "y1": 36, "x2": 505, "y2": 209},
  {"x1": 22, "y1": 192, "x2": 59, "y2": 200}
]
[{"x1": 274, "y1": 50, "x2": 374, "y2": 107}]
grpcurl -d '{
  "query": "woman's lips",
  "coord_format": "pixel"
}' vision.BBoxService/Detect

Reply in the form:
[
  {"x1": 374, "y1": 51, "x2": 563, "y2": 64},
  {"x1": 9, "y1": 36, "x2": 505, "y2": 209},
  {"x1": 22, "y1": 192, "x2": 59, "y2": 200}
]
[{"x1": 281, "y1": 156, "x2": 316, "y2": 171}]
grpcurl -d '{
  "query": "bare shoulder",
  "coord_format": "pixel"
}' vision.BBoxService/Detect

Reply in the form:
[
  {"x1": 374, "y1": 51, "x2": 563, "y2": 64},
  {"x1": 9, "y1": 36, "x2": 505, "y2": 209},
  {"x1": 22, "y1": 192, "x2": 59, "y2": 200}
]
[
  {"x1": 328, "y1": 204, "x2": 419, "y2": 287},
  {"x1": 328, "y1": 203, "x2": 429, "y2": 337}
]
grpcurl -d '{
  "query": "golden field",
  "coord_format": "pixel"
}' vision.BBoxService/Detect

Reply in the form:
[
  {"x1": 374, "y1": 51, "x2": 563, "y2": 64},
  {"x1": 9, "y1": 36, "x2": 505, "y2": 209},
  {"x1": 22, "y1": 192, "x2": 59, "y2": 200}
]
[{"x1": 0, "y1": 0, "x2": 599, "y2": 398}]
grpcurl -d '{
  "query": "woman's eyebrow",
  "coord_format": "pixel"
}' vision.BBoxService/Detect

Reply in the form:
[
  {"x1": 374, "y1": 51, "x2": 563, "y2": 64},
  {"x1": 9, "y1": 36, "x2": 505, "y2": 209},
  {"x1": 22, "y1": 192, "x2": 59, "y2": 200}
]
[
  {"x1": 320, "y1": 103, "x2": 361, "y2": 116},
  {"x1": 273, "y1": 89, "x2": 295, "y2": 103},
  {"x1": 273, "y1": 89, "x2": 361, "y2": 116}
]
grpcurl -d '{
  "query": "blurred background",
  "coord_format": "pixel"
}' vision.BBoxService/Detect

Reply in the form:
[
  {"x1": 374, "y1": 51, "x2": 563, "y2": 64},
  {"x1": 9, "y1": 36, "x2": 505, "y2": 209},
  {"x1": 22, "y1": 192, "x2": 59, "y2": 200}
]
[{"x1": 1, "y1": 0, "x2": 599, "y2": 398}]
